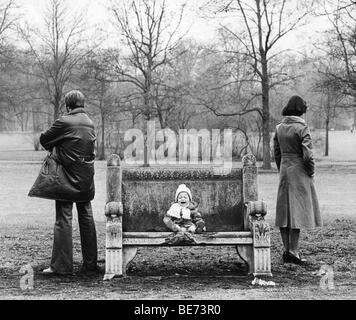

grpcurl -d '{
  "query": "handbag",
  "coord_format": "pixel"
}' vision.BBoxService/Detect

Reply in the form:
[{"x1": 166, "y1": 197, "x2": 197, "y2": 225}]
[{"x1": 28, "y1": 148, "x2": 79, "y2": 201}]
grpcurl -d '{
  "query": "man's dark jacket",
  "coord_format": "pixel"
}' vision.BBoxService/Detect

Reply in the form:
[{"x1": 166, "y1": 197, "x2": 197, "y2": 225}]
[{"x1": 29, "y1": 108, "x2": 96, "y2": 202}]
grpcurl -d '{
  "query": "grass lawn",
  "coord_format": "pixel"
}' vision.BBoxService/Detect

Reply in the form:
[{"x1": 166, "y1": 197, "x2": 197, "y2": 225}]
[{"x1": 0, "y1": 161, "x2": 355, "y2": 300}]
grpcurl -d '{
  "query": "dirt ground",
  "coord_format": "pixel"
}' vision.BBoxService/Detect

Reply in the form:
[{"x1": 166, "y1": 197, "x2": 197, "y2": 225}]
[
  {"x1": 0, "y1": 160, "x2": 356, "y2": 300},
  {"x1": 0, "y1": 220, "x2": 355, "y2": 300}
]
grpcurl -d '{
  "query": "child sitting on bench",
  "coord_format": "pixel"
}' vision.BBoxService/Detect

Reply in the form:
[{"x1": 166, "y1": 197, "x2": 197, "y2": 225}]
[{"x1": 163, "y1": 184, "x2": 206, "y2": 234}]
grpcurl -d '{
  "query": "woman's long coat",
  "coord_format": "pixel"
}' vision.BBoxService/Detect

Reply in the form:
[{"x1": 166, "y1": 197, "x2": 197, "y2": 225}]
[
  {"x1": 28, "y1": 108, "x2": 96, "y2": 202},
  {"x1": 273, "y1": 116, "x2": 322, "y2": 229}
]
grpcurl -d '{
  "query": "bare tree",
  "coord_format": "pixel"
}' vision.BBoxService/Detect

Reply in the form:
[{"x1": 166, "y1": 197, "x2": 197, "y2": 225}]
[
  {"x1": 200, "y1": 0, "x2": 316, "y2": 168},
  {"x1": 0, "y1": 0, "x2": 16, "y2": 46},
  {"x1": 110, "y1": 0, "x2": 187, "y2": 119},
  {"x1": 18, "y1": 0, "x2": 92, "y2": 121},
  {"x1": 317, "y1": 0, "x2": 356, "y2": 128},
  {"x1": 0, "y1": 0, "x2": 20, "y2": 132},
  {"x1": 193, "y1": 33, "x2": 262, "y2": 118},
  {"x1": 313, "y1": 73, "x2": 345, "y2": 156},
  {"x1": 80, "y1": 49, "x2": 135, "y2": 159},
  {"x1": 110, "y1": 0, "x2": 187, "y2": 165},
  {"x1": 0, "y1": 0, "x2": 16, "y2": 38},
  {"x1": 152, "y1": 39, "x2": 205, "y2": 130},
  {"x1": 80, "y1": 50, "x2": 114, "y2": 159},
  {"x1": 189, "y1": 34, "x2": 265, "y2": 159}
]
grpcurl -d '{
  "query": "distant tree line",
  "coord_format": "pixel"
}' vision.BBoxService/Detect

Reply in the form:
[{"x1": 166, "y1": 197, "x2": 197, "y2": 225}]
[{"x1": 0, "y1": 0, "x2": 356, "y2": 163}]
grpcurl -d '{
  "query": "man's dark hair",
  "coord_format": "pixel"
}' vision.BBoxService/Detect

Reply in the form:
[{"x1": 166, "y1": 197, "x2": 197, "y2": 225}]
[
  {"x1": 65, "y1": 90, "x2": 85, "y2": 110},
  {"x1": 282, "y1": 95, "x2": 307, "y2": 117}
]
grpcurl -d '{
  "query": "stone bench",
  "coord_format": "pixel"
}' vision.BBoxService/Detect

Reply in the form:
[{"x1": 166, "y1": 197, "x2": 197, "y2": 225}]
[{"x1": 103, "y1": 154, "x2": 272, "y2": 280}]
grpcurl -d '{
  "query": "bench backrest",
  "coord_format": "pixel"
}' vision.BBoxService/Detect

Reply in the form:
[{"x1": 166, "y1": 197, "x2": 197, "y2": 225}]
[{"x1": 106, "y1": 155, "x2": 258, "y2": 232}]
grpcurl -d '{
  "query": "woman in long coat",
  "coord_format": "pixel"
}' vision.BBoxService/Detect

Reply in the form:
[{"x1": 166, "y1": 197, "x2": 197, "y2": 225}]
[{"x1": 273, "y1": 95, "x2": 322, "y2": 264}]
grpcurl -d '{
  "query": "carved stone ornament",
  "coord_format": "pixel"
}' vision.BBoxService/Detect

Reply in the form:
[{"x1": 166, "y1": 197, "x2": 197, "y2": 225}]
[
  {"x1": 107, "y1": 154, "x2": 121, "y2": 167},
  {"x1": 107, "y1": 217, "x2": 122, "y2": 241},
  {"x1": 247, "y1": 201, "x2": 267, "y2": 220},
  {"x1": 252, "y1": 221, "x2": 270, "y2": 247},
  {"x1": 242, "y1": 154, "x2": 257, "y2": 167},
  {"x1": 105, "y1": 201, "x2": 123, "y2": 217}
]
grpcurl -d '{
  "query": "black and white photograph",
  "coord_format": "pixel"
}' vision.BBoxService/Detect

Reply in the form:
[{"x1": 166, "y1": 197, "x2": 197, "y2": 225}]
[{"x1": 0, "y1": 0, "x2": 355, "y2": 305}]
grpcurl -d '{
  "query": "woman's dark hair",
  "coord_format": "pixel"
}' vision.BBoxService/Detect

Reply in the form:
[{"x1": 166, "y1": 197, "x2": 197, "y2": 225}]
[{"x1": 282, "y1": 95, "x2": 307, "y2": 116}]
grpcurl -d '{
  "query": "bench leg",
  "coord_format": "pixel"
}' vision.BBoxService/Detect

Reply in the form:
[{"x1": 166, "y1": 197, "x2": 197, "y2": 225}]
[
  {"x1": 104, "y1": 216, "x2": 123, "y2": 281},
  {"x1": 103, "y1": 247, "x2": 137, "y2": 280},
  {"x1": 236, "y1": 244, "x2": 272, "y2": 277},
  {"x1": 122, "y1": 247, "x2": 138, "y2": 276},
  {"x1": 252, "y1": 247, "x2": 272, "y2": 277},
  {"x1": 236, "y1": 245, "x2": 254, "y2": 275},
  {"x1": 104, "y1": 248, "x2": 122, "y2": 280}
]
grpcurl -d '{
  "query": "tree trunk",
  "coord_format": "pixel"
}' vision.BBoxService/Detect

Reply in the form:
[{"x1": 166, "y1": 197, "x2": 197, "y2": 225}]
[
  {"x1": 325, "y1": 93, "x2": 331, "y2": 157},
  {"x1": 143, "y1": 71, "x2": 153, "y2": 167},
  {"x1": 143, "y1": 95, "x2": 150, "y2": 167},
  {"x1": 158, "y1": 109, "x2": 165, "y2": 129},
  {"x1": 96, "y1": 131, "x2": 100, "y2": 156},
  {"x1": 32, "y1": 106, "x2": 40, "y2": 132},
  {"x1": 325, "y1": 118, "x2": 329, "y2": 157},
  {"x1": 53, "y1": 103, "x2": 60, "y2": 122},
  {"x1": 48, "y1": 111, "x2": 52, "y2": 127},
  {"x1": 261, "y1": 56, "x2": 271, "y2": 169},
  {"x1": 0, "y1": 115, "x2": 3, "y2": 132},
  {"x1": 100, "y1": 113, "x2": 106, "y2": 160}
]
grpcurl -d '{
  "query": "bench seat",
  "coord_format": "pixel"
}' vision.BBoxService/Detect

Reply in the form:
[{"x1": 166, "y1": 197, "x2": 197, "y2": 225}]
[{"x1": 122, "y1": 231, "x2": 254, "y2": 246}]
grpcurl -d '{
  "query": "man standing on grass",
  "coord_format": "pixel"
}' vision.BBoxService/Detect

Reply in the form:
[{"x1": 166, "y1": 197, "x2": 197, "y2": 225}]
[{"x1": 29, "y1": 90, "x2": 99, "y2": 275}]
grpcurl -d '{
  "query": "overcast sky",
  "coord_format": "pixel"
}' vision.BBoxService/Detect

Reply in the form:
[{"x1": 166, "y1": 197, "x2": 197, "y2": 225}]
[
  {"x1": 17, "y1": 0, "x2": 215, "y2": 40},
  {"x1": 16, "y1": 0, "x2": 330, "y2": 53}
]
